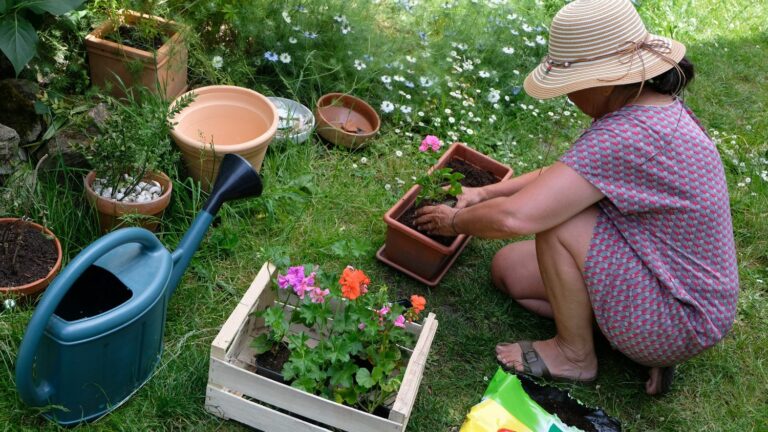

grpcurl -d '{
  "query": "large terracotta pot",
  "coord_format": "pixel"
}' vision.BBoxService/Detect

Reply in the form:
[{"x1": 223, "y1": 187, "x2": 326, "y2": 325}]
[
  {"x1": 85, "y1": 10, "x2": 188, "y2": 99},
  {"x1": 315, "y1": 93, "x2": 380, "y2": 149},
  {"x1": 377, "y1": 143, "x2": 514, "y2": 286},
  {"x1": 0, "y1": 218, "x2": 62, "y2": 297},
  {"x1": 170, "y1": 85, "x2": 278, "y2": 191},
  {"x1": 84, "y1": 171, "x2": 173, "y2": 233}
]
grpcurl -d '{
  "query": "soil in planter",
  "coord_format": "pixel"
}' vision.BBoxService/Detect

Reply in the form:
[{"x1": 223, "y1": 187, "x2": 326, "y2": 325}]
[
  {"x1": 446, "y1": 158, "x2": 497, "y2": 187},
  {"x1": 0, "y1": 223, "x2": 57, "y2": 287},
  {"x1": 106, "y1": 25, "x2": 167, "y2": 51},
  {"x1": 396, "y1": 158, "x2": 499, "y2": 246}
]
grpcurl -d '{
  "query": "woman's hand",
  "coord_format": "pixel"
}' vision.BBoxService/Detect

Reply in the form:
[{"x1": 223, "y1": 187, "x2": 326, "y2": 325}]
[
  {"x1": 414, "y1": 205, "x2": 459, "y2": 236},
  {"x1": 455, "y1": 186, "x2": 486, "y2": 209}
]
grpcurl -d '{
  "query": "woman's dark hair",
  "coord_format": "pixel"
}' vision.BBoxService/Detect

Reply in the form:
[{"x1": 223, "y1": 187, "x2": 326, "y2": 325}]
[{"x1": 644, "y1": 56, "x2": 695, "y2": 96}]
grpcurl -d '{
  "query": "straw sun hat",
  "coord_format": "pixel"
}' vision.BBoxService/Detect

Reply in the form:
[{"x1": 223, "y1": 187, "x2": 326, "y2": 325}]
[{"x1": 524, "y1": 0, "x2": 686, "y2": 99}]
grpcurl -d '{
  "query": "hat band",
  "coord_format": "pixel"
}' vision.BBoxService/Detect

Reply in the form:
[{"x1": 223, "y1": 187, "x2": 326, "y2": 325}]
[{"x1": 543, "y1": 34, "x2": 673, "y2": 74}]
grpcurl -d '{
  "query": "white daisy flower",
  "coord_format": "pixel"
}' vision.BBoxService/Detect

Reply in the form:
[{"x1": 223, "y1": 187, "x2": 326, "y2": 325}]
[
  {"x1": 478, "y1": 70, "x2": 490, "y2": 78},
  {"x1": 380, "y1": 101, "x2": 395, "y2": 113},
  {"x1": 400, "y1": 105, "x2": 412, "y2": 114},
  {"x1": 289, "y1": 37, "x2": 297, "y2": 44},
  {"x1": 502, "y1": 47, "x2": 515, "y2": 54},
  {"x1": 282, "y1": 11, "x2": 291, "y2": 23},
  {"x1": 211, "y1": 55, "x2": 223, "y2": 69},
  {"x1": 279, "y1": 53, "x2": 291, "y2": 63}
]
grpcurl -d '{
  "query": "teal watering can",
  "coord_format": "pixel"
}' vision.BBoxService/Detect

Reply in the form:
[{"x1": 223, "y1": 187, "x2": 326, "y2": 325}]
[{"x1": 15, "y1": 154, "x2": 262, "y2": 425}]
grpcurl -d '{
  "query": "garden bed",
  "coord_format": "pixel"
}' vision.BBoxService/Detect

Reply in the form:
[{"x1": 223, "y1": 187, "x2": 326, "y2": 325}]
[{"x1": 206, "y1": 262, "x2": 438, "y2": 432}]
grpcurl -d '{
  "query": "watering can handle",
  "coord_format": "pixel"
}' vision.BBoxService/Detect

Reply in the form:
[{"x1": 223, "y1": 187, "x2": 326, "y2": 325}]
[{"x1": 15, "y1": 228, "x2": 164, "y2": 407}]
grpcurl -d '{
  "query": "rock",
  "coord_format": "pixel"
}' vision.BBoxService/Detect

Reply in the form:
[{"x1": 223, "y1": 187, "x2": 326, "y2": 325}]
[
  {"x1": 87, "y1": 103, "x2": 110, "y2": 132},
  {"x1": 34, "y1": 128, "x2": 91, "y2": 171},
  {"x1": 0, "y1": 123, "x2": 25, "y2": 176},
  {"x1": 0, "y1": 79, "x2": 42, "y2": 143}
]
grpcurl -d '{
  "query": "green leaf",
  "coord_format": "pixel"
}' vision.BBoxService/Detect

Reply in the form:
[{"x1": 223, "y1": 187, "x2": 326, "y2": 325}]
[
  {"x1": 371, "y1": 366, "x2": 384, "y2": 382},
  {"x1": 355, "y1": 368, "x2": 375, "y2": 389},
  {"x1": 0, "y1": 14, "x2": 38, "y2": 76},
  {"x1": 329, "y1": 362, "x2": 357, "y2": 388},
  {"x1": 0, "y1": 1, "x2": 9, "y2": 14},
  {"x1": 250, "y1": 333, "x2": 274, "y2": 355},
  {"x1": 28, "y1": 0, "x2": 86, "y2": 16}
]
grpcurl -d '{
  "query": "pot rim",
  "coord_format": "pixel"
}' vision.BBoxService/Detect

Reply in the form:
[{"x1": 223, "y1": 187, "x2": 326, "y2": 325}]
[
  {"x1": 315, "y1": 92, "x2": 381, "y2": 138},
  {"x1": 84, "y1": 9, "x2": 183, "y2": 62},
  {"x1": 0, "y1": 218, "x2": 63, "y2": 295},
  {"x1": 84, "y1": 170, "x2": 173, "y2": 208},
  {"x1": 169, "y1": 85, "x2": 279, "y2": 152}
]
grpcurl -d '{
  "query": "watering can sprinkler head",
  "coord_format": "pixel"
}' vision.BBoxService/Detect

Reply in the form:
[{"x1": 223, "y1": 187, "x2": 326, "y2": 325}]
[{"x1": 203, "y1": 153, "x2": 263, "y2": 215}]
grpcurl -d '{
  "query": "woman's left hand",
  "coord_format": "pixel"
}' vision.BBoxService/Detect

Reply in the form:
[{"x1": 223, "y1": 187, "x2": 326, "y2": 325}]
[{"x1": 414, "y1": 205, "x2": 458, "y2": 236}]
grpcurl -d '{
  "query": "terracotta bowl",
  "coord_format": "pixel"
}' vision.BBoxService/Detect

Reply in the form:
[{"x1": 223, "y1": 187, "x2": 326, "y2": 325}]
[
  {"x1": 315, "y1": 93, "x2": 380, "y2": 149},
  {"x1": 0, "y1": 218, "x2": 62, "y2": 297},
  {"x1": 170, "y1": 85, "x2": 278, "y2": 190}
]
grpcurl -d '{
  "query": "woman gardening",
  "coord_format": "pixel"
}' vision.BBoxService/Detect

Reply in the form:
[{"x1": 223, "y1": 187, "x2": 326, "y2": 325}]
[{"x1": 415, "y1": 0, "x2": 738, "y2": 395}]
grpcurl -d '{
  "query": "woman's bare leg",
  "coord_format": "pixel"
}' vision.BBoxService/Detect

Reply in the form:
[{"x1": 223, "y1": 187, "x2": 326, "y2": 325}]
[
  {"x1": 491, "y1": 240, "x2": 552, "y2": 318},
  {"x1": 495, "y1": 206, "x2": 598, "y2": 381}
]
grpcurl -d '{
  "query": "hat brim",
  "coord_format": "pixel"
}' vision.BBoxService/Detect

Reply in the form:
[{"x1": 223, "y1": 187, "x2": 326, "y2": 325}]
[{"x1": 523, "y1": 35, "x2": 686, "y2": 100}]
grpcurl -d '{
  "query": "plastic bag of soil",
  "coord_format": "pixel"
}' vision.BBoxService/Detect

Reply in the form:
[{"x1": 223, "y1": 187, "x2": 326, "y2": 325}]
[{"x1": 460, "y1": 368, "x2": 621, "y2": 432}]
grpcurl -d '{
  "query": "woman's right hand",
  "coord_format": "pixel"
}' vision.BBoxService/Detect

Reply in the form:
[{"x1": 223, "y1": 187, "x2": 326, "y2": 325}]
[{"x1": 455, "y1": 186, "x2": 487, "y2": 209}]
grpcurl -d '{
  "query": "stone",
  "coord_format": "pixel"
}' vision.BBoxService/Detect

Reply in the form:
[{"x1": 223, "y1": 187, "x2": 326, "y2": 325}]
[
  {"x1": 34, "y1": 128, "x2": 91, "y2": 171},
  {"x1": 87, "y1": 103, "x2": 110, "y2": 132},
  {"x1": 0, "y1": 79, "x2": 42, "y2": 143},
  {"x1": 0, "y1": 123, "x2": 25, "y2": 176}
]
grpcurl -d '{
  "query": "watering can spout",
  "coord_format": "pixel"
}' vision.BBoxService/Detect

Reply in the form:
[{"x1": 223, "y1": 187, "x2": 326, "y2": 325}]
[{"x1": 168, "y1": 154, "x2": 262, "y2": 294}]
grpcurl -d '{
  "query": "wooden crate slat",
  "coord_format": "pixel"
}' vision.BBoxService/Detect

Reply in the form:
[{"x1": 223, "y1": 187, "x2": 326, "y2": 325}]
[
  {"x1": 211, "y1": 262, "x2": 276, "y2": 360},
  {"x1": 209, "y1": 358, "x2": 403, "y2": 432},
  {"x1": 206, "y1": 385, "x2": 331, "y2": 432},
  {"x1": 389, "y1": 312, "x2": 438, "y2": 425}
]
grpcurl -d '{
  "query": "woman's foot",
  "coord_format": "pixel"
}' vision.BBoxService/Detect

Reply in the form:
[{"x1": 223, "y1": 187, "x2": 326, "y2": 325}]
[
  {"x1": 495, "y1": 337, "x2": 598, "y2": 382},
  {"x1": 645, "y1": 366, "x2": 675, "y2": 395}
]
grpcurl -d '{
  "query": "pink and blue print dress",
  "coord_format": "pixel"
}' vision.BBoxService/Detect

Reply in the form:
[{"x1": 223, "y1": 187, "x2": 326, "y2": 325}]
[{"x1": 560, "y1": 99, "x2": 739, "y2": 367}]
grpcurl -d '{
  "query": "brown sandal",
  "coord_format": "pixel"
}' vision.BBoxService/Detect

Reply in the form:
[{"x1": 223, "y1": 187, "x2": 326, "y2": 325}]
[{"x1": 497, "y1": 340, "x2": 596, "y2": 384}]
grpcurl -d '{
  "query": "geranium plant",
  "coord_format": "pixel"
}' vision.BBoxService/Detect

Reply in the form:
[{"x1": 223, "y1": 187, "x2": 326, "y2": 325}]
[
  {"x1": 414, "y1": 135, "x2": 464, "y2": 206},
  {"x1": 252, "y1": 264, "x2": 427, "y2": 413}
]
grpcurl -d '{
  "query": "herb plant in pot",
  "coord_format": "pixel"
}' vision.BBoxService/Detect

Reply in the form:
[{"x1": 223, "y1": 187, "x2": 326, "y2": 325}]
[
  {"x1": 82, "y1": 88, "x2": 191, "y2": 233},
  {"x1": 377, "y1": 138, "x2": 514, "y2": 286},
  {"x1": 0, "y1": 217, "x2": 62, "y2": 297},
  {"x1": 85, "y1": 8, "x2": 187, "y2": 99},
  {"x1": 252, "y1": 264, "x2": 428, "y2": 415}
]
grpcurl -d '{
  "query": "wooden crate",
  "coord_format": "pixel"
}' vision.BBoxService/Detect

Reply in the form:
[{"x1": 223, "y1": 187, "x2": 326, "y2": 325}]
[{"x1": 206, "y1": 262, "x2": 439, "y2": 432}]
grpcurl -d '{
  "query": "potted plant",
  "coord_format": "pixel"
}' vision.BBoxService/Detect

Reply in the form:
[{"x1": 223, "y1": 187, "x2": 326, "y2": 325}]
[
  {"x1": 206, "y1": 262, "x2": 438, "y2": 432},
  {"x1": 85, "y1": 8, "x2": 187, "y2": 99},
  {"x1": 0, "y1": 217, "x2": 62, "y2": 297},
  {"x1": 377, "y1": 138, "x2": 514, "y2": 286},
  {"x1": 81, "y1": 87, "x2": 192, "y2": 232}
]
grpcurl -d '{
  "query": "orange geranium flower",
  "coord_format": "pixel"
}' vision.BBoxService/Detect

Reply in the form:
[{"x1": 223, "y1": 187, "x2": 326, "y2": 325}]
[
  {"x1": 339, "y1": 266, "x2": 370, "y2": 300},
  {"x1": 410, "y1": 295, "x2": 426, "y2": 314}
]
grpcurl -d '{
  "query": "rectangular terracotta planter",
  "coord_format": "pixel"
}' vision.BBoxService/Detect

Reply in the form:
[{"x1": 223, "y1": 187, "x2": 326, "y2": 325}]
[
  {"x1": 85, "y1": 10, "x2": 187, "y2": 99},
  {"x1": 378, "y1": 143, "x2": 514, "y2": 286},
  {"x1": 206, "y1": 263, "x2": 439, "y2": 432}
]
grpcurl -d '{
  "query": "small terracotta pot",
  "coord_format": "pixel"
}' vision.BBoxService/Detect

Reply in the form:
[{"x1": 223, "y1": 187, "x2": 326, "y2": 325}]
[
  {"x1": 85, "y1": 10, "x2": 188, "y2": 99},
  {"x1": 315, "y1": 93, "x2": 380, "y2": 149},
  {"x1": 84, "y1": 171, "x2": 173, "y2": 233},
  {"x1": 0, "y1": 218, "x2": 63, "y2": 297},
  {"x1": 170, "y1": 85, "x2": 278, "y2": 191},
  {"x1": 378, "y1": 143, "x2": 514, "y2": 286}
]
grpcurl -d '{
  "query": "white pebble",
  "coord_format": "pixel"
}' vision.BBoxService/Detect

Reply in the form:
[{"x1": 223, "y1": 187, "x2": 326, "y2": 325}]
[
  {"x1": 151, "y1": 180, "x2": 160, "y2": 188},
  {"x1": 149, "y1": 186, "x2": 161, "y2": 195},
  {"x1": 138, "y1": 182, "x2": 147, "y2": 190},
  {"x1": 93, "y1": 186, "x2": 103, "y2": 195},
  {"x1": 116, "y1": 192, "x2": 125, "y2": 200},
  {"x1": 137, "y1": 195, "x2": 149, "y2": 203}
]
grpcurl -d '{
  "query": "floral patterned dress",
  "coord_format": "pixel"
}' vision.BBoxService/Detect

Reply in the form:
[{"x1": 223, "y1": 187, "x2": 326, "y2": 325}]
[{"x1": 560, "y1": 99, "x2": 739, "y2": 367}]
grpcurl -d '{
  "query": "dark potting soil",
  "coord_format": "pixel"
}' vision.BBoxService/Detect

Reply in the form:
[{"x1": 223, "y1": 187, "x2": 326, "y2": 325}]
[
  {"x1": 0, "y1": 223, "x2": 57, "y2": 287},
  {"x1": 396, "y1": 158, "x2": 499, "y2": 245},
  {"x1": 446, "y1": 158, "x2": 497, "y2": 187},
  {"x1": 520, "y1": 375, "x2": 622, "y2": 432},
  {"x1": 107, "y1": 25, "x2": 167, "y2": 51}
]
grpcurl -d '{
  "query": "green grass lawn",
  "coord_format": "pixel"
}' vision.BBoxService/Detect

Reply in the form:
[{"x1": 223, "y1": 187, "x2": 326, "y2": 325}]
[{"x1": 1, "y1": 0, "x2": 767, "y2": 430}]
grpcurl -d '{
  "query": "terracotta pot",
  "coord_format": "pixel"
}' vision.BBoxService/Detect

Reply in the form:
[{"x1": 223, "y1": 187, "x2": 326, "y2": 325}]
[
  {"x1": 170, "y1": 85, "x2": 278, "y2": 191},
  {"x1": 315, "y1": 93, "x2": 380, "y2": 149},
  {"x1": 84, "y1": 171, "x2": 173, "y2": 233},
  {"x1": 0, "y1": 218, "x2": 63, "y2": 297},
  {"x1": 378, "y1": 143, "x2": 514, "y2": 286},
  {"x1": 85, "y1": 10, "x2": 188, "y2": 99}
]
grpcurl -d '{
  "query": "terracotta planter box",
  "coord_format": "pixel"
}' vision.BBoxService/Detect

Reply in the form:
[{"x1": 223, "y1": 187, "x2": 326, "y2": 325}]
[
  {"x1": 84, "y1": 170, "x2": 173, "y2": 233},
  {"x1": 85, "y1": 10, "x2": 187, "y2": 99},
  {"x1": 377, "y1": 143, "x2": 514, "y2": 286},
  {"x1": 206, "y1": 262, "x2": 438, "y2": 432}
]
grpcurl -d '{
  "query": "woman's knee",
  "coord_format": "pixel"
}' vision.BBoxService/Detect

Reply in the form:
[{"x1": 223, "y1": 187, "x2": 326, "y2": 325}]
[{"x1": 491, "y1": 242, "x2": 535, "y2": 299}]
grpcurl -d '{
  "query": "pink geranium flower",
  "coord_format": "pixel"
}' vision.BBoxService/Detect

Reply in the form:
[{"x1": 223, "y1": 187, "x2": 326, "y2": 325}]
[
  {"x1": 394, "y1": 315, "x2": 406, "y2": 328},
  {"x1": 420, "y1": 135, "x2": 442, "y2": 152},
  {"x1": 309, "y1": 286, "x2": 330, "y2": 303}
]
